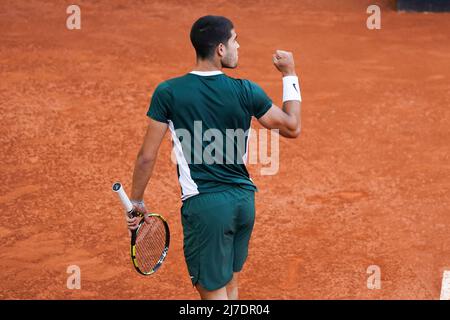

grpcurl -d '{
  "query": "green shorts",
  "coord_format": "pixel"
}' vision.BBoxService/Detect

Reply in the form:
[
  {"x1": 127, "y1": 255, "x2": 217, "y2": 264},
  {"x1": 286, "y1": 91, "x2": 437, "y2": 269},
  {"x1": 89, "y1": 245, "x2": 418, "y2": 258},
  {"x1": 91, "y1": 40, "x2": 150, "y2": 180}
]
[{"x1": 181, "y1": 186, "x2": 255, "y2": 291}]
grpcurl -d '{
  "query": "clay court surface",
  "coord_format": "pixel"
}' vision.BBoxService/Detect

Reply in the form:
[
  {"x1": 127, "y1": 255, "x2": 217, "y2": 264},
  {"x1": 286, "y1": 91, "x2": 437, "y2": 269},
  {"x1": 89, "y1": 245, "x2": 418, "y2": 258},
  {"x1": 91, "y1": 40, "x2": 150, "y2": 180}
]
[{"x1": 1, "y1": 0, "x2": 449, "y2": 299}]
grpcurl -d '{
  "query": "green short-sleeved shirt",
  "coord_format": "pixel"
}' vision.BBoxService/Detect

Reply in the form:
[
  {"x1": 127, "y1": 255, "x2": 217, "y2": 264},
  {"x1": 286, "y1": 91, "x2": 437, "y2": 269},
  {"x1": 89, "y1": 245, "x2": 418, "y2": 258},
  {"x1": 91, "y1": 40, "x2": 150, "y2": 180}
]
[{"x1": 147, "y1": 71, "x2": 272, "y2": 200}]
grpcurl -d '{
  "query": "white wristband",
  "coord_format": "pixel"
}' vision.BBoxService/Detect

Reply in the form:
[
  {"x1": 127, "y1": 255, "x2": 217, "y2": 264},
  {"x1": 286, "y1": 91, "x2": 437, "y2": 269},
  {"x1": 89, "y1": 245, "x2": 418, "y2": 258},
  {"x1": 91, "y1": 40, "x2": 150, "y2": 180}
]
[{"x1": 282, "y1": 76, "x2": 302, "y2": 102}]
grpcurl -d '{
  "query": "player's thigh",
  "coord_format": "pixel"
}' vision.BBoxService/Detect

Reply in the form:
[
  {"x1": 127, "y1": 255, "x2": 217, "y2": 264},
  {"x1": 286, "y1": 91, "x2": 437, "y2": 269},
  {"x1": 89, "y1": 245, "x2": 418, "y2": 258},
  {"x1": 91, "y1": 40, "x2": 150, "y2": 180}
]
[
  {"x1": 233, "y1": 189, "x2": 255, "y2": 272},
  {"x1": 181, "y1": 190, "x2": 238, "y2": 291}
]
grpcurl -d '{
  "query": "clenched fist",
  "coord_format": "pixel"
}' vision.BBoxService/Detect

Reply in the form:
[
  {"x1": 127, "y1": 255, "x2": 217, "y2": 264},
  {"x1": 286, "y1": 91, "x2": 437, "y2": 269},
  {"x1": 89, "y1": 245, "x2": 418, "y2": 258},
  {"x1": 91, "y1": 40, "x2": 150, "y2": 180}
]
[{"x1": 272, "y1": 50, "x2": 296, "y2": 76}]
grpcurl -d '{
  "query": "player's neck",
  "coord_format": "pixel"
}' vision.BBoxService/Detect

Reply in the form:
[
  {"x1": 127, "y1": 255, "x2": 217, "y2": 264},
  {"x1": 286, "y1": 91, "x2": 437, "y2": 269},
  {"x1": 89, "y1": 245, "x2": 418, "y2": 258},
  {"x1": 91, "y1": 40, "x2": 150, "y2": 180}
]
[{"x1": 194, "y1": 58, "x2": 222, "y2": 72}]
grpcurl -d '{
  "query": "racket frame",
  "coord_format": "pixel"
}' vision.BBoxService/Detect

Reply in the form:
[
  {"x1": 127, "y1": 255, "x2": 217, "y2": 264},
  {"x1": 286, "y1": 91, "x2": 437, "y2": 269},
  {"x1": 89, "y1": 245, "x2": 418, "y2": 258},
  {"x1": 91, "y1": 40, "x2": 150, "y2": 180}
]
[{"x1": 112, "y1": 182, "x2": 170, "y2": 276}]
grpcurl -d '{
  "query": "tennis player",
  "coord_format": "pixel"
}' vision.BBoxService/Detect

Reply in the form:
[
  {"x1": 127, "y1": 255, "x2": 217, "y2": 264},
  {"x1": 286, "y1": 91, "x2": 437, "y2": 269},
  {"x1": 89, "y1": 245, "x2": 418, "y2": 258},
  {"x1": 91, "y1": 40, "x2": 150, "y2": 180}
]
[{"x1": 126, "y1": 15, "x2": 301, "y2": 300}]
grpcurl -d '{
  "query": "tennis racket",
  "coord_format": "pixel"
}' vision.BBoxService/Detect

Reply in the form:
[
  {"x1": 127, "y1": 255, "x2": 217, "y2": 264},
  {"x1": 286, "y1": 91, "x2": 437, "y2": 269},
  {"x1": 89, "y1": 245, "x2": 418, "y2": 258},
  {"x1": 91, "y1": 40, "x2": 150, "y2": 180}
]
[{"x1": 112, "y1": 182, "x2": 170, "y2": 276}]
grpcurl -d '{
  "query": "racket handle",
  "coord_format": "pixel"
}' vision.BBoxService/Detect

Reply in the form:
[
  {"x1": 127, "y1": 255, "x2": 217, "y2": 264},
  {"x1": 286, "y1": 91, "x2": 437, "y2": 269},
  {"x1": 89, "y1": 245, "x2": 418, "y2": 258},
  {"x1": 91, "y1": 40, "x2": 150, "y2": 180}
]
[{"x1": 112, "y1": 182, "x2": 134, "y2": 214}]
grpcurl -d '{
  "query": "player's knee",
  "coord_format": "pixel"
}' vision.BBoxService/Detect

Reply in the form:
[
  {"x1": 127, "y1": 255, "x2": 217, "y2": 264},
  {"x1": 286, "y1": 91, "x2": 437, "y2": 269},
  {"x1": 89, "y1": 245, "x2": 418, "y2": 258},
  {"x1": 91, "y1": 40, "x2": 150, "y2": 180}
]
[{"x1": 196, "y1": 283, "x2": 228, "y2": 300}]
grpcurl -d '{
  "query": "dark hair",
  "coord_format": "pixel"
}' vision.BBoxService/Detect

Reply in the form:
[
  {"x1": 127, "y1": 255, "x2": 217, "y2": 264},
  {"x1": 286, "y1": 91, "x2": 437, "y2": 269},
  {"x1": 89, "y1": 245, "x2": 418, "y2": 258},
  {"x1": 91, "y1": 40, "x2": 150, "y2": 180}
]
[{"x1": 190, "y1": 15, "x2": 234, "y2": 60}]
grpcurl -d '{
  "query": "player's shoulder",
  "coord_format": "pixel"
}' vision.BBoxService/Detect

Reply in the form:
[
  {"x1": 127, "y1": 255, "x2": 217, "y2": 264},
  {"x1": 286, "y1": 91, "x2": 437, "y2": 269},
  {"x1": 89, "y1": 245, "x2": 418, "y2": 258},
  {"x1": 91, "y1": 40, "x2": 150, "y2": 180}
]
[
  {"x1": 223, "y1": 75, "x2": 257, "y2": 89},
  {"x1": 224, "y1": 75, "x2": 264, "y2": 93},
  {"x1": 224, "y1": 74, "x2": 247, "y2": 84},
  {"x1": 163, "y1": 73, "x2": 193, "y2": 87},
  {"x1": 227, "y1": 75, "x2": 263, "y2": 86},
  {"x1": 153, "y1": 74, "x2": 191, "y2": 92}
]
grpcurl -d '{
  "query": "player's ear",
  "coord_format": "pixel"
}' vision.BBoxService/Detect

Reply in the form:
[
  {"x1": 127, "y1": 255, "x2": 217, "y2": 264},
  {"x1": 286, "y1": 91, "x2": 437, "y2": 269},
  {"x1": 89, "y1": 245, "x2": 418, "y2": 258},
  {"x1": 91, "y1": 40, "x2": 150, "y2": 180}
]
[{"x1": 217, "y1": 43, "x2": 226, "y2": 57}]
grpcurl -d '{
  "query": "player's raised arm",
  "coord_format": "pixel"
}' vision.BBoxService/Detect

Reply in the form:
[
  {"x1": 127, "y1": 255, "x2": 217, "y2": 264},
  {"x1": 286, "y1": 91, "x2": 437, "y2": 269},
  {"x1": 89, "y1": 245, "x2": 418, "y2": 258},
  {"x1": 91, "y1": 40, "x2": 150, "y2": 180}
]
[{"x1": 258, "y1": 50, "x2": 301, "y2": 138}]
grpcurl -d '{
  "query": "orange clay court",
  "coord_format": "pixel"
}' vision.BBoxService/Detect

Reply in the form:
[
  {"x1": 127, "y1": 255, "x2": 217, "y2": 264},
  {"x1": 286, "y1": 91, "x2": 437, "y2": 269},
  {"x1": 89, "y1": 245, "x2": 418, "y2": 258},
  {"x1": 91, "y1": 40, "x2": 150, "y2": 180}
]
[{"x1": 0, "y1": 0, "x2": 449, "y2": 299}]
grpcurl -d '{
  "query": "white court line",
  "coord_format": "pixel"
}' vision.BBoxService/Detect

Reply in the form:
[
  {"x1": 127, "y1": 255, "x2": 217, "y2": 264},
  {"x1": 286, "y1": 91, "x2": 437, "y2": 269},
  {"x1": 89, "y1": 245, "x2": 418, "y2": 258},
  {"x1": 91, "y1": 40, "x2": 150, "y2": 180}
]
[{"x1": 440, "y1": 270, "x2": 450, "y2": 300}]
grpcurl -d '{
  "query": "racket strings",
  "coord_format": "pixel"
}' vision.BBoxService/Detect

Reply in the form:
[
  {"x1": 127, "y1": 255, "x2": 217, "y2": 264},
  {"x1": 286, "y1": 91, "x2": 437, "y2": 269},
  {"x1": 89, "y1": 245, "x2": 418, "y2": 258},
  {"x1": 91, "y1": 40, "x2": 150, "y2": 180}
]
[
  {"x1": 135, "y1": 217, "x2": 167, "y2": 273},
  {"x1": 136, "y1": 225, "x2": 165, "y2": 272}
]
